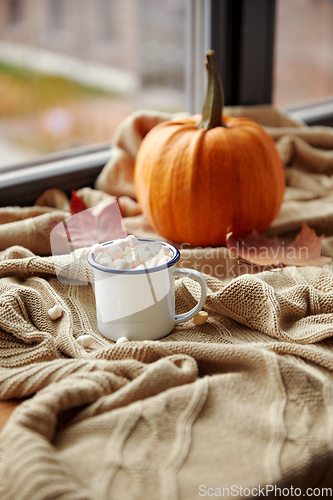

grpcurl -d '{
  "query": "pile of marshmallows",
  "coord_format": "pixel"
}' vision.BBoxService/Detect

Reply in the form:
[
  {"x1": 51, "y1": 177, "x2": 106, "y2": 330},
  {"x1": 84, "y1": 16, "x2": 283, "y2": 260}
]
[{"x1": 92, "y1": 235, "x2": 173, "y2": 270}]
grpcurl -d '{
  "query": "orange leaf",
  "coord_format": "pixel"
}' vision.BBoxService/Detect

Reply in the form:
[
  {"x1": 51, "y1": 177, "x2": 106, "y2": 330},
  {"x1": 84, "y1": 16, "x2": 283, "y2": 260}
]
[{"x1": 226, "y1": 221, "x2": 332, "y2": 268}]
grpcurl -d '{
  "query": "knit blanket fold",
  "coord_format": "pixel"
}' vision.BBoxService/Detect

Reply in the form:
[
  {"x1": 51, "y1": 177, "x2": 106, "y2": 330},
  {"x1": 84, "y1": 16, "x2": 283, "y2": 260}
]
[{"x1": 1, "y1": 106, "x2": 333, "y2": 499}]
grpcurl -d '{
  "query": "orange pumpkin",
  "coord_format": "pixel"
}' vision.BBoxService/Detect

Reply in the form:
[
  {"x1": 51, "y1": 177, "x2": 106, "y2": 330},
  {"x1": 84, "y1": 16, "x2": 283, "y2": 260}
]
[{"x1": 134, "y1": 50, "x2": 285, "y2": 247}]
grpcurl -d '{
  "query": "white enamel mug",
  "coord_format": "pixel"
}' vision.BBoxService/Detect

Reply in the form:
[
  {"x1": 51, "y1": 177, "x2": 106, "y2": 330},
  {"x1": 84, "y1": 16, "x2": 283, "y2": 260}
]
[{"x1": 87, "y1": 238, "x2": 207, "y2": 341}]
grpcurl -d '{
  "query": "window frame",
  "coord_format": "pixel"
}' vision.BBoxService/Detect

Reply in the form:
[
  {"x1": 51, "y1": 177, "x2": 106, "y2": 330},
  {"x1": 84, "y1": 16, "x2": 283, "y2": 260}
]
[
  {"x1": 0, "y1": 143, "x2": 110, "y2": 207},
  {"x1": 211, "y1": 0, "x2": 333, "y2": 125},
  {"x1": 286, "y1": 99, "x2": 333, "y2": 127},
  {"x1": 8, "y1": 0, "x2": 22, "y2": 26},
  {"x1": 210, "y1": 0, "x2": 276, "y2": 106}
]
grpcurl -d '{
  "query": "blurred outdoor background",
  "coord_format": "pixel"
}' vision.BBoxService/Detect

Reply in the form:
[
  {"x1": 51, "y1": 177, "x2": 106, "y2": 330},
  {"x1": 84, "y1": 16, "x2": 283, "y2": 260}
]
[{"x1": 0, "y1": 0, "x2": 332, "y2": 167}]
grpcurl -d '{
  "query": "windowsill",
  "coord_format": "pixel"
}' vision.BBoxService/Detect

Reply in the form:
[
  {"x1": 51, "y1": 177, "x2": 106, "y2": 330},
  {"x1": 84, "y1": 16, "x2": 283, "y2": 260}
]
[
  {"x1": 0, "y1": 142, "x2": 111, "y2": 207},
  {"x1": 287, "y1": 98, "x2": 333, "y2": 126}
]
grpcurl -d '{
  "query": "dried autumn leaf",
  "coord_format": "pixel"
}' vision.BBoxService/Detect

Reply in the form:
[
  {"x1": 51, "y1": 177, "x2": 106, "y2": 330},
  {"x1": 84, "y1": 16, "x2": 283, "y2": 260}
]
[
  {"x1": 35, "y1": 188, "x2": 70, "y2": 211},
  {"x1": 226, "y1": 221, "x2": 332, "y2": 268},
  {"x1": 70, "y1": 190, "x2": 88, "y2": 215}
]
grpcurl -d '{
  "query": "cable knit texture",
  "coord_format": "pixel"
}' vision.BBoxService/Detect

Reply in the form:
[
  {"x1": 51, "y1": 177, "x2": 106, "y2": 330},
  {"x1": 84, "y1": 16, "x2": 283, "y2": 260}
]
[{"x1": 1, "y1": 106, "x2": 333, "y2": 499}]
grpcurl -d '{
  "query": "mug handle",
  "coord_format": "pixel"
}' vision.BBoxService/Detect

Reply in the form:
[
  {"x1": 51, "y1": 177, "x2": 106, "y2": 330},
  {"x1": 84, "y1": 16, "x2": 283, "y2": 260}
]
[{"x1": 172, "y1": 268, "x2": 207, "y2": 325}]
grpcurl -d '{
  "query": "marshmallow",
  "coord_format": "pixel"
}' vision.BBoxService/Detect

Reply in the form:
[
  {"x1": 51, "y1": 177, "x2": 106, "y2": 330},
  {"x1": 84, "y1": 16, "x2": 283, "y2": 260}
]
[
  {"x1": 48, "y1": 304, "x2": 63, "y2": 320},
  {"x1": 158, "y1": 257, "x2": 170, "y2": 266},
  {"x1": 135, "y1": 243, "x2": 150, "y2": 253},
  {"x1": 146, "y1": 257, "x2": 158, "y2": 268},
  {"x1": 123, "y1": 246, "x2": 133, "y2": 256},
  {"x1": 106, "y1": 244, "x2": 123, "y2": 260},
  {"x1": 116, "y1": 336, "x2": 130, "y2": 344},
  {"x1": 99, "y1": 255, "x2": 113, "y2": 266},
  {"x1": 160, "y1": 246, "x2": 172, "y2": 257},
  {"x1": 156, "y1": 252, "x2": 172, "y2": 262},
  {"x1": 91, "y1": 243, "x2": 104, "y2": 256},
  {"x1": 151, "y1": 243, "x2": 162, "y2": 256},
  {"x1": 113, "y1": 238, "x2": 127, "y2": 250},
  {"x1": 139, "y1": 250, "x2": 153, "y2": 264},
  {"x1": 192, "y1": 311, "x2": 209, "y2": 325},
  {"x1": 95, "y1": 251, "x2": 109, "y2": 264},
  {"x1": 76, "y1": 335, "x2": 94, "y2": 347},
  {"x1": 126, "y1": 250, "x2": 139, "y2": 262},
  {"x1": 126, "y1": 235, "x2": 140, "y2": 247},
  {"x1": 116, "y1": 259, "x2": 131, "y2": 270},
  {"x1": 92, "y1": 237, "x2": 173, "y2": 271}
]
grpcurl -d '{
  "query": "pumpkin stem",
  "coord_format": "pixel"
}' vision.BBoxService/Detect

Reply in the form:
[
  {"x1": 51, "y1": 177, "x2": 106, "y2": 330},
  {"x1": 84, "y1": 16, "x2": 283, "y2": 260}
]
[{"x1": 196, "y1": 50, "x2": 226, "y2": 130}]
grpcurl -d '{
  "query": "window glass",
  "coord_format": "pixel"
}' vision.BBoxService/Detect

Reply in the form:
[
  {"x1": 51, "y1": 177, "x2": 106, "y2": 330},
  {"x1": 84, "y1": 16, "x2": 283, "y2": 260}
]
[
  {"x1": 49, "y1": 0, "x2": 65, "y2": 32},
  {"x1": 8, "y1": 0, "x2": 22, "y2": 25},
  {"x1": 0, "y1": 0, "x2": 188, "y2": 168},
  {"x1": 99, "y1": 0, "x2": 115, "y2": 41},
  {"x1": 273, "y1": 0, "x2": 333, "y2": 108}
]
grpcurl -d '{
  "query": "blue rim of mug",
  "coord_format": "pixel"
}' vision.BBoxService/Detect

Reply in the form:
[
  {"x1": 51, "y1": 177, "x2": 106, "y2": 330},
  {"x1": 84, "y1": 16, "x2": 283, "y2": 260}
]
[{"x1": 87, "y1": 238, "x2": 180, "y2": 275}]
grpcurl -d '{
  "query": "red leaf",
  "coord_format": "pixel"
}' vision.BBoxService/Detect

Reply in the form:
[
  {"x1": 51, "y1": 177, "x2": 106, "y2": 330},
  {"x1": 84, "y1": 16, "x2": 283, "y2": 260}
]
[
  {"x1": 70, "y1": 190, "x2": 88, "y2": 215},
  {"x1": 226, "y1": 221, "x2": 332, "y2": 268}
]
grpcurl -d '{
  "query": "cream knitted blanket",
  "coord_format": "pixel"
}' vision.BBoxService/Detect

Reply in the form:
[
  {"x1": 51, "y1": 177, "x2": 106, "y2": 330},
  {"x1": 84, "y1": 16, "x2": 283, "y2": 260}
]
[{"x1": 1, "y1": 107, "x2": 333, "y2": 499}]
